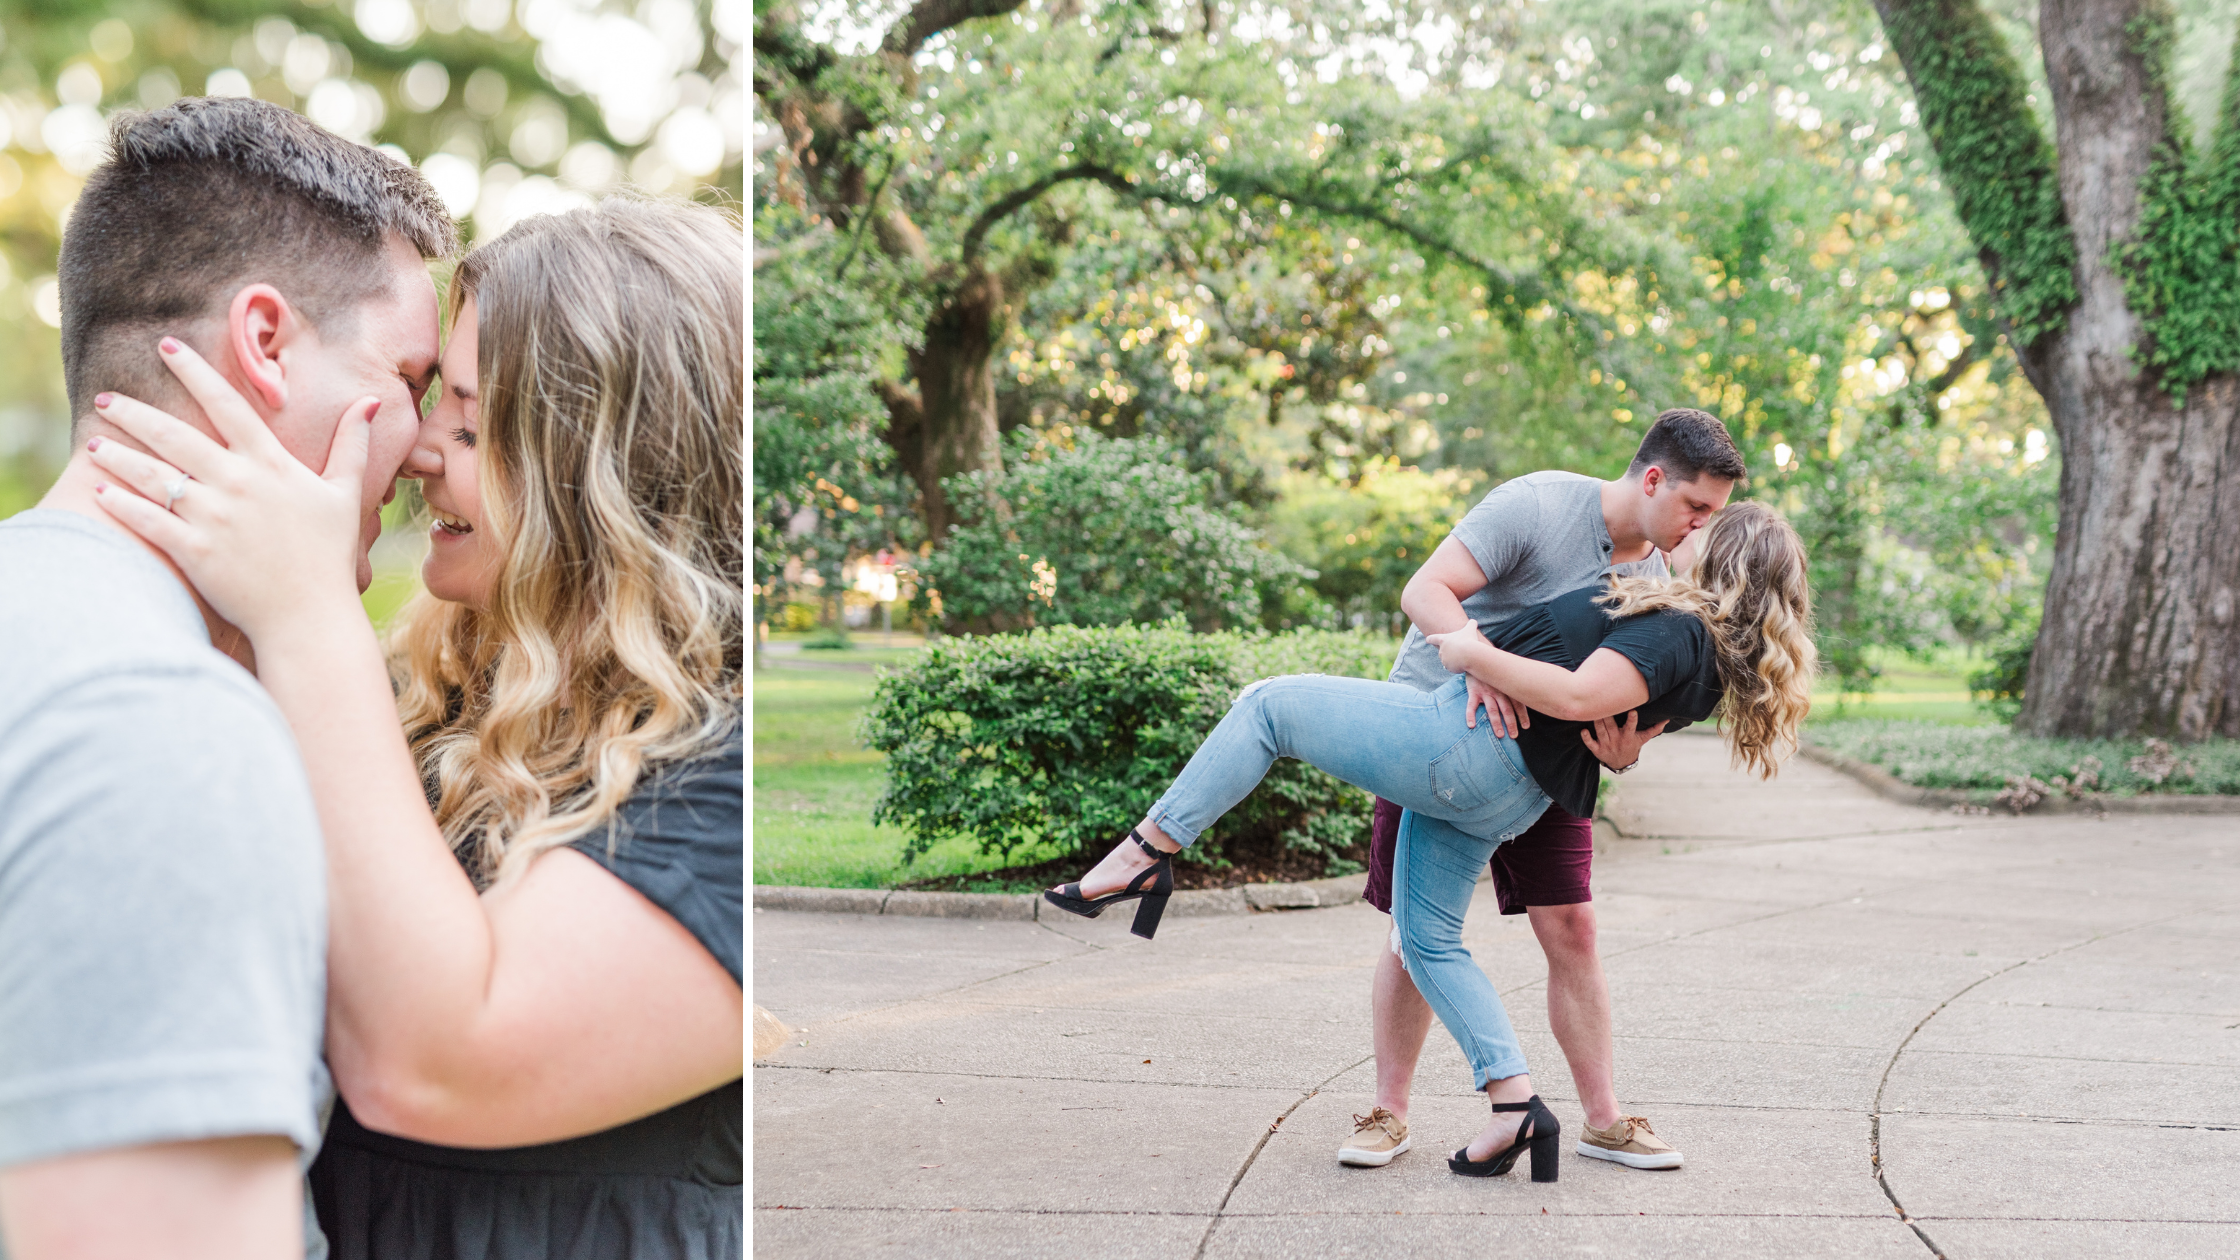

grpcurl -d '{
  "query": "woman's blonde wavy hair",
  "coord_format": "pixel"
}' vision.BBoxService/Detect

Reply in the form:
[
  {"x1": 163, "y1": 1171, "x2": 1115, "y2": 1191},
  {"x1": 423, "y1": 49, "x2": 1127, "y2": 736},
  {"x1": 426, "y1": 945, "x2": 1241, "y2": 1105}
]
[
  {"x1": 1598, "y1": 501, "x2": 1816, "y2": 779},
  {"x1": 389, "y1": 196, "x2": 744, "y2": 887}
]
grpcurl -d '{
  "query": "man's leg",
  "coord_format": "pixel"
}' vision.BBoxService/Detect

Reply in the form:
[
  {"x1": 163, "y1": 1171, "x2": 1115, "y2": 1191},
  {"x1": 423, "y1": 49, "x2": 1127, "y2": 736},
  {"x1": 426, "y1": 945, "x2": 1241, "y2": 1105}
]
[
  {"x1": 1528, "y1": 902, "x2": 1619, "y2": 1130},
  {"x1": 1341, "y1": 797, "x2": 1438, "y2": 1167},
  {"x1": 1372, "y1": 946, "x2": 1436, "y2": 1122},
  {"x1": 1361, "y1": 796, "x2": 1437, "y2": 1124},
  {"x1": 1502, "y1": 809, "x2": 1682, "y2": 1169}
]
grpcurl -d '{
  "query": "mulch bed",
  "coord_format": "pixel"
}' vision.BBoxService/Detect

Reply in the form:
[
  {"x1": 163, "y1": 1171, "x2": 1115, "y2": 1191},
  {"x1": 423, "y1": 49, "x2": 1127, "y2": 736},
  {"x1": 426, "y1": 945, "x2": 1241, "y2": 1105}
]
[{"x1": 896, "y1": 843, "x2": 1364, "y2": 894}]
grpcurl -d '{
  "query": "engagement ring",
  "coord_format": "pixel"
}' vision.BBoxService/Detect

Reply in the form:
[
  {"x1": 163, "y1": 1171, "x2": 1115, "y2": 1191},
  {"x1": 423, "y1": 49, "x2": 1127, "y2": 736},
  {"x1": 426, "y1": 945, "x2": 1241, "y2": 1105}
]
[{"x1": 163, "y1": 474, "x2": 191, "y2": 511}]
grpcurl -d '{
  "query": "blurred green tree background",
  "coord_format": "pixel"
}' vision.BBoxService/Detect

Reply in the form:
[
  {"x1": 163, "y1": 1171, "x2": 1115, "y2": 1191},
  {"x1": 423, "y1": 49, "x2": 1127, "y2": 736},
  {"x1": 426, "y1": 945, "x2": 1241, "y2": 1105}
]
[
  {"x1": 0, "y1": 0, "x2": 745, "y2": 518},
  {"x1": 754, "y1": 0, "x2": 2093, "y2": 698}
]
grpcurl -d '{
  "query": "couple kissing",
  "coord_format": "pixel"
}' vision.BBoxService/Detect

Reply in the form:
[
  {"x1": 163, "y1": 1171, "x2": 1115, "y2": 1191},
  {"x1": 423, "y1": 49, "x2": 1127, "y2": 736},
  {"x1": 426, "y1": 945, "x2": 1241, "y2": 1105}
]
[
  {"x1": 1047, "y1": 409, "x2": 1814, "y2": 1183},
  {"x1": 0, "y1": 97, "x2": 743, "y2": 1259}
]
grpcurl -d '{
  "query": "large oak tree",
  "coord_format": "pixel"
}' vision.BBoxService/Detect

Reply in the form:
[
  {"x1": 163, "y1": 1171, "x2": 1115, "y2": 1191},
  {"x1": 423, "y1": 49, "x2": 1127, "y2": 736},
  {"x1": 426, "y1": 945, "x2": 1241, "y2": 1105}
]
[{"x1": 1873, "y1": 0, "x2": 2240, "y2": 738}]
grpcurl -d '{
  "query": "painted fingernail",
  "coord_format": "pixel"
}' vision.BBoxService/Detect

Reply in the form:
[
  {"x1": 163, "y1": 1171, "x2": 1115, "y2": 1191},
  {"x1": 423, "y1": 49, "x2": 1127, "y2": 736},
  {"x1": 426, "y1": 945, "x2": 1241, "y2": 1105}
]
[
  {"x1": 86, "y1": 436, "x2": 102, "y2": 452},
  {"x1": 159, "y1": 337, "x2": 181, "y2": 355},
  {"x1": 93, "y1": 483, "x2": 107, "y2": 494},
  {"x1": 94, "y1": 392, "x2": 113, "y2": 409}
]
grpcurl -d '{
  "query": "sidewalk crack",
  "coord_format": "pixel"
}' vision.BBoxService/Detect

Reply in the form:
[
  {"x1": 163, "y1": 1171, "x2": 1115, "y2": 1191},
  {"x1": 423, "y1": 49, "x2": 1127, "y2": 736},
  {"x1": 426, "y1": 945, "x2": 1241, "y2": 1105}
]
[
  {"x1": 1869, "y1": 904, "x2": 2229, "y2": 1259},
  {"x1": 1191, "y1": 1053, "x2": 1372, "y2": 1260}
]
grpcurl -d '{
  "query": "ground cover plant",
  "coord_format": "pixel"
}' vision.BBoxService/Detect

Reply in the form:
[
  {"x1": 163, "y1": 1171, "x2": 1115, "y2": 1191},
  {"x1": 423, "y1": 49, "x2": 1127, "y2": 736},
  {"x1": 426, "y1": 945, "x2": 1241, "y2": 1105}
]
[
  {"x1": 862, "y1": 621, "x2": 1395, "y2": 878},
  {"x1": 1807, "y1": 719, "x2": 2240, "y2": 797}
]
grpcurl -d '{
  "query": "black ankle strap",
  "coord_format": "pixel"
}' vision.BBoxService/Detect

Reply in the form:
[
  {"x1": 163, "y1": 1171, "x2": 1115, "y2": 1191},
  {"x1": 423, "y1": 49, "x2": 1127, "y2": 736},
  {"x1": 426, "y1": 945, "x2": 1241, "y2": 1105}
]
[
  {"x1": 1488, "y1": 1094, "x2": 1542, "y2": 1112},
  {"x1": 1130, "y1": 828, "x2": 1166, "y2": 858}
]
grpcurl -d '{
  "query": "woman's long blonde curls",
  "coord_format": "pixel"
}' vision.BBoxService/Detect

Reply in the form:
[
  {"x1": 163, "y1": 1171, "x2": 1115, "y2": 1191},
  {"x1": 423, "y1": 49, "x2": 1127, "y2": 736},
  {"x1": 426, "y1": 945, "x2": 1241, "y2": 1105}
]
[
  {"x1": 1598, "y1": 501, "x2": 1816, "y2": 778},
  {"x1": 390, "y1": 197, "x2": 743, "y2": 886}
]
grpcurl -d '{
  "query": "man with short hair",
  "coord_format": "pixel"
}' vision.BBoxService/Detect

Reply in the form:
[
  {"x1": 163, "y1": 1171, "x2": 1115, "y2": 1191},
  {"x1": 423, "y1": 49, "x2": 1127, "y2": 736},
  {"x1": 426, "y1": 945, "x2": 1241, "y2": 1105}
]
[
  {"x1": 1338, "y1": 408, "x2": 1744, "y2": 1174},
  {"x1": 0, "y1": 97, "x2": 454, "y2": 1259}
]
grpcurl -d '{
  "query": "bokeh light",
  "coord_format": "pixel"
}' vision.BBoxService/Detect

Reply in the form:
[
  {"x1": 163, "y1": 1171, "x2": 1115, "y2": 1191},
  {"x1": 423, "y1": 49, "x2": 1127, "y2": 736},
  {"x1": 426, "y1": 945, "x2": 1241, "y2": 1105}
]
[{"x1": 0, "y1": 0, "x2": 745, "y2": 517}]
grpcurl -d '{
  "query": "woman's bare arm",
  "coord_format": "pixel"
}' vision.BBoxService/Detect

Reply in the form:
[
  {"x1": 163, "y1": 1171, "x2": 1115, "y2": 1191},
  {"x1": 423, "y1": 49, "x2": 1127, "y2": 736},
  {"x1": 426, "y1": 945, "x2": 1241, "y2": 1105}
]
[
  {"x1": 253, "y1": 608, "x2": 744, "y2": 1149},
  {"x1": 1423, "y1": 623, "x2": 1651, "y2": 722}
]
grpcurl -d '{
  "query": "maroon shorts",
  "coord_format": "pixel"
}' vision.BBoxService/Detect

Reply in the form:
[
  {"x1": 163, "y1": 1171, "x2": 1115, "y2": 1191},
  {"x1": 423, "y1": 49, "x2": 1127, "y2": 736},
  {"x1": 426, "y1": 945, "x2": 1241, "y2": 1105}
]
[{"x1": 1361, "y1": 796, "x2": 1593, "y2": 916}]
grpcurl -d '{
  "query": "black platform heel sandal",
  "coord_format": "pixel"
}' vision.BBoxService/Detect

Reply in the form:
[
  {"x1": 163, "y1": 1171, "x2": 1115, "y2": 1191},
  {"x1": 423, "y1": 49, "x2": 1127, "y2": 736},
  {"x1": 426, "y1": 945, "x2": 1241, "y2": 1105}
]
[
  {"x1": 1448, "y1": 1094, "x2": 1560, "y2": 1183},
  {"x1": 1042, "y1": 829, "x2": 1174, "y2": 939}
]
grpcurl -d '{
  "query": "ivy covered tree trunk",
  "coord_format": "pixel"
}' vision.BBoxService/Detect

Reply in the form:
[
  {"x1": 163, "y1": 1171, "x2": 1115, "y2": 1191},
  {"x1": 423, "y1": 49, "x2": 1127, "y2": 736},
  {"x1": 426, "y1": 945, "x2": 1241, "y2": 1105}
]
[{"x1": 1874, "y1": 0, "x2": 2240, "y2": 738}]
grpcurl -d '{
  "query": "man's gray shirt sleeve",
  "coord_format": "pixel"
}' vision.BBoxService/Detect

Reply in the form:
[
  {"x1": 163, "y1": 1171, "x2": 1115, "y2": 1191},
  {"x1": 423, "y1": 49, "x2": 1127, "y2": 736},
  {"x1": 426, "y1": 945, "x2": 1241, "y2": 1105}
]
[
  {"x1": 1450, "y1": 478, "x2": 1540, "y2": 592},
  {"x1": 0, "y1": 667, "x2": 327, "y2": 1170},
  {"x1": 1388, "y1": 472, "x2": 1654, "y2": 692}
]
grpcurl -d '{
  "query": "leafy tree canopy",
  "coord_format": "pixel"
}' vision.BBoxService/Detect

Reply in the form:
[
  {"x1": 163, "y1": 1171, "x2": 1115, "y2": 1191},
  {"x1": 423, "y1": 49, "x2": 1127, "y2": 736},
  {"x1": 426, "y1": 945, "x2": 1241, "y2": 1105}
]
[{"x1": 757, "y1": 0, "x2": 2069, "y2": 691}]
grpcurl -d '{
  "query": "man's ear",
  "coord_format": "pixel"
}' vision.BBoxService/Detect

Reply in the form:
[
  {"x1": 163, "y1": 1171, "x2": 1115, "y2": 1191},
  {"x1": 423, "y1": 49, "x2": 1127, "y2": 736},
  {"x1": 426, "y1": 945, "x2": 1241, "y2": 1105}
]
[
  {"x1": 1639, "y1": 464, "x2": 1665, "y2": 495},
  {"x1": 226, "y1": 284, "x2": 300, "y2": 413}
]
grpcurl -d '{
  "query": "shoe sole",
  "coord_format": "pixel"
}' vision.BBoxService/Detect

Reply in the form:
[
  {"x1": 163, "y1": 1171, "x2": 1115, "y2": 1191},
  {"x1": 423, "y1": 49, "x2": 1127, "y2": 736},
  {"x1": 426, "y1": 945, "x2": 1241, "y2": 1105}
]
[
  {"x1": 1338, "y1": 1136, "x2": 1410, "y2": 1167},
  {"x1": 1575, "y1": 1142, "x2": 1682, "y2": 1169}
]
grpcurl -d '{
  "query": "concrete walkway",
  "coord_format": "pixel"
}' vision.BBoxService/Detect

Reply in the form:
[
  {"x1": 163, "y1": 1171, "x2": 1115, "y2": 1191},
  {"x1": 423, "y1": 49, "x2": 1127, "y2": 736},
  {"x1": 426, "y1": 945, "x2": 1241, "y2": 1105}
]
[{"x1": 752, "y1": 733, "x2": 2240, "y2": 1258}]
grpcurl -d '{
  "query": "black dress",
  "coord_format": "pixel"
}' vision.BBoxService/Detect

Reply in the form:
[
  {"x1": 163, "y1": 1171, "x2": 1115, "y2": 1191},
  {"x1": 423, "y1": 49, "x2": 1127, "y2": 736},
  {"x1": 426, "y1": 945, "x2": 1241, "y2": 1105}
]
[{"x1": 309, "y1": 736, "x2": 744, "y2": 1259}]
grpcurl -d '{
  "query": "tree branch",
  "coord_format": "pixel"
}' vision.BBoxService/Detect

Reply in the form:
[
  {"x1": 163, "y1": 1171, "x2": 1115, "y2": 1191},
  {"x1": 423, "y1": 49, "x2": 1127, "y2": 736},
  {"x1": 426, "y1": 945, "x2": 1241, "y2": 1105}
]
[
  {"x1": 1206, "y1": 169, "x2": 1565, "y2": 332},
  {"x1": 959, "y1": 163, "x2": 1137, "y2": 265},
  {"x1": 836, "y1": 149, "x2": 901, "y2": 281},
  {"x1": 1923, "y1": 336, "x2": 1982, "y2": 396},
  {"x1": 1886, "y1": 333, "x2": 1982, "y2": 426},
  {"x1": 885, "y1": 0, "x2": 1032, "y2": 57}
]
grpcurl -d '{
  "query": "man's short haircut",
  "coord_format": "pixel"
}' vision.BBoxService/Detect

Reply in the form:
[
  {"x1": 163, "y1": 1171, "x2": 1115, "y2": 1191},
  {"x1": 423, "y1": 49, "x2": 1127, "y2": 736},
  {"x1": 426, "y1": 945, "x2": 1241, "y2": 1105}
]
[
  {"x1": 1626, "y1": 408, "x2": 1748, "y2": 483},
  {"x1": 58, "y1": 96, "x2": 458, "y2": 424}
]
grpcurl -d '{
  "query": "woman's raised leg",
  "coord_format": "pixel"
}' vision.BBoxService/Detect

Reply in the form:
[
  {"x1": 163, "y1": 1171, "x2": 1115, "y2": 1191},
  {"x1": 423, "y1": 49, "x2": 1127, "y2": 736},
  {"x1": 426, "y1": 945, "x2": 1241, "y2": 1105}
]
[{"x1": 1064, "y1": 674, "x2": 1492, "y2": 900}]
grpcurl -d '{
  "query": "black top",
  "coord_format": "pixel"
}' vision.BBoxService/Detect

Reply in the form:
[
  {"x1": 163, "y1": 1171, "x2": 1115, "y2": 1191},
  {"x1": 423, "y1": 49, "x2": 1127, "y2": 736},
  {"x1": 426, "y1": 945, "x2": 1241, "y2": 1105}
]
[
  {"x1": 309, "y1": 733, "x2": 745, "y2": 1260},
  {"x1": 1484, "y1": 586, "x2": 1722, "y2": 820}
]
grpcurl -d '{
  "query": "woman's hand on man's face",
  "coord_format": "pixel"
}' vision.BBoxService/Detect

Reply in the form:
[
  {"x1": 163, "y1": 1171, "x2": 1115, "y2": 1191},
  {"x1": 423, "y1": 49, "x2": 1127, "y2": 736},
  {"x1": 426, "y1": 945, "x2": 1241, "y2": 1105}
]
[{"x1": 84, "y1": 336, "x2": 377, "y2": 645}]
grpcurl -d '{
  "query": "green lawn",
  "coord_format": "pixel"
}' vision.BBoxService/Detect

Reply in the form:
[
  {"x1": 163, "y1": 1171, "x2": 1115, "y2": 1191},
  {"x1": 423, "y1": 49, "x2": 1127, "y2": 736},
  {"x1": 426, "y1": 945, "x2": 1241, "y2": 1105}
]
[
  {"x1": 1808, "y1": 647, "x2": 1997, "y2": 726},
  {"x1": 751, "y1": 657, "x2": 1030, "y2": 888}
]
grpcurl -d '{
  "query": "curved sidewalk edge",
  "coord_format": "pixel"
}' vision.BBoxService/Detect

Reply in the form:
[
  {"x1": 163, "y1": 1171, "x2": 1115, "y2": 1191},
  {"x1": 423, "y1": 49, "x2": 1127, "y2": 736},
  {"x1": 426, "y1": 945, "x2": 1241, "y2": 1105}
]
[
  {"x1": 753, "y1": 872, "x2": 1370, "y2": 921},
  {"x1": 1797, "y1": 741, "x2": 2240, "y2": 815}
]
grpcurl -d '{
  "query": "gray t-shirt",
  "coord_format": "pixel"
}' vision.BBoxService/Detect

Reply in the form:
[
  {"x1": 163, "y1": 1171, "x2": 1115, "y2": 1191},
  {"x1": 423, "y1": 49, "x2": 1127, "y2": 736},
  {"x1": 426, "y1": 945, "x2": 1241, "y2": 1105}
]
[
  {"x1": 0, "y1": 510, "x2": 328, "y2": 1256},
  {"x1": 1389, "y1": 470, "x2": 1670, "y2": 691}
]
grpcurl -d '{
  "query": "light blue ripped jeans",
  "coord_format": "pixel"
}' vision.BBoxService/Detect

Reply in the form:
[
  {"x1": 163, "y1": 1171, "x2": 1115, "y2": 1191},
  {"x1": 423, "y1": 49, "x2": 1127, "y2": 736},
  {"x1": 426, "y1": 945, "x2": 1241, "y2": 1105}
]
[{"x1": 1143, "y1": 672, "x2": 1552, "y2": 1089}]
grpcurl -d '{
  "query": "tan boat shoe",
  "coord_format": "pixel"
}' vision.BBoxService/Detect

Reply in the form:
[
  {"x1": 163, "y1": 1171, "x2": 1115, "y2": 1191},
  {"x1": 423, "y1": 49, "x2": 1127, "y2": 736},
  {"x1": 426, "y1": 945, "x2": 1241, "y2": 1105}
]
[
  {"x1": 1337, "y1": 1107, "x2": 1411, "y2": 1167},
  {"x1": 1576, "y1": 1114, "x2": 1683, "y2": 1169}
]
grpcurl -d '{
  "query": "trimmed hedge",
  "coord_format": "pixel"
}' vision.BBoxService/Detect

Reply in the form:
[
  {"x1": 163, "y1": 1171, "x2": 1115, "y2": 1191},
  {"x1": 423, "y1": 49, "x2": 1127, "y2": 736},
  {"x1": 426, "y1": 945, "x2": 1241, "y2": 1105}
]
[
  {"x1": 1808, "y1": 719, "x2": 2240, "y2": 795},
  {"x1": 861, "y1": 621, "x2": 1396, "y2": 868}
]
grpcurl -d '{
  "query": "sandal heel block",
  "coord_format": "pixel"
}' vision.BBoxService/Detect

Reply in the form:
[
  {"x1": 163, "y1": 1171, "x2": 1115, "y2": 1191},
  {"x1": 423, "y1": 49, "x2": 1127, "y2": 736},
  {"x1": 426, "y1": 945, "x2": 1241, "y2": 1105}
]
[
  {"x1": 1528, "y1": 1124, "x2": 1560, "y2": 1183},
  {"x1": 1448, "y1": 1094, "x2": 1559, "y2": 1182},
  {"x1": 1129, "y1": 891, "x2": 1170, "y2": 939},
  {"x1": 1041, "y1": 829, "x2": 1176, "y2": 940}
]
